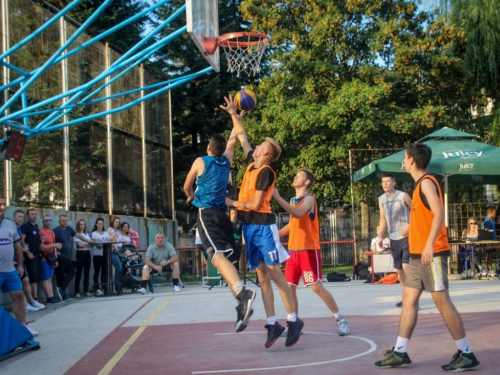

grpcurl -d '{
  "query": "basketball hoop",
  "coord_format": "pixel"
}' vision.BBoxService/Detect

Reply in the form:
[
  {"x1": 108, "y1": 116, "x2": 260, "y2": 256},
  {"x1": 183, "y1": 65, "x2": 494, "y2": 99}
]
[{"x1": 205, "y1": 32, "x2": 269, "y2": 77}]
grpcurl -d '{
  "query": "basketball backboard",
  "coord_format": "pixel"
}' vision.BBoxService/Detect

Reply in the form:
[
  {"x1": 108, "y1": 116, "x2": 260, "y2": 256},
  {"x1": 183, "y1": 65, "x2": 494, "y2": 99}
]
[{"x1": 186, "y1": 0, "x2": 219, "y2": 72}]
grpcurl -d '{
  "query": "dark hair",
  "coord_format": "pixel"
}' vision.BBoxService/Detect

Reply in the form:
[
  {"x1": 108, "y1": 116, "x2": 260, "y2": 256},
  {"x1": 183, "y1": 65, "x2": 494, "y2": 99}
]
[
  {"x1": 405, "y1": 143, "x2": 432, "y2": 170},
  {"x1": 13, "y1": 209, "x2": 25, "y2": 217},
  {"x1": 209, "y1": 134, "x2": 226, "y2": 157},
  {"x1": 486, "y1": 205, "x2": 497, "y2": 215},
  {"x1": 299, "y1": 168, "x2": 315, "y2": 188},
  {"x1": 382, "y1": 173, "x2": 395, "y2": 180},
  {"x1": 120, "y1": 222, "x2": 130, "y2": 234},
  {"x1": 92, "y1": 217, "x2": 105, "y2": 233},
  {"x1": 26, "y1": 208, "x2": 37, "y2": 216}
]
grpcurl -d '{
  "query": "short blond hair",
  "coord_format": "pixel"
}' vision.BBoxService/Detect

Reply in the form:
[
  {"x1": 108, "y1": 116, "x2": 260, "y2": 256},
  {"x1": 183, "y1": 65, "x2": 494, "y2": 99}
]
[{"x1": 265, "y1": 137, "x2": 281, "y2": 162}]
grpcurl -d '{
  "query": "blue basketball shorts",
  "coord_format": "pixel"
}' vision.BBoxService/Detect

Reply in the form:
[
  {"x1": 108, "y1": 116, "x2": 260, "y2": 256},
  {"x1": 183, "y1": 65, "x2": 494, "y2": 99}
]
[
  {"x1": 242, "y1": 223, "x2": 290, "y2": 271},
  {"x1": 40, "y1": 260, "x2": 55, "y2": 281},
  {"x1": 0, "y1": 270, "x2": 23, "y2": 293}
]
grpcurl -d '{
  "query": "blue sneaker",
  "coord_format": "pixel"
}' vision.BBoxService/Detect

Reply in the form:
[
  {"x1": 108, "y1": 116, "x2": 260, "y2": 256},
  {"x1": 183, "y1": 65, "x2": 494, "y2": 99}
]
[{"x1": 47, "y1": 297, "x2": 64, "y2": 304}]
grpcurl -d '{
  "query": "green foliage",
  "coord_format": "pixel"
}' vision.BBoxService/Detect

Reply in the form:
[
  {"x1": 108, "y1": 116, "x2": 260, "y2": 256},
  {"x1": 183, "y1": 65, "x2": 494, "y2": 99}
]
[{"x1": 240, "y1": 0, "x2": 480, "y2": 207}]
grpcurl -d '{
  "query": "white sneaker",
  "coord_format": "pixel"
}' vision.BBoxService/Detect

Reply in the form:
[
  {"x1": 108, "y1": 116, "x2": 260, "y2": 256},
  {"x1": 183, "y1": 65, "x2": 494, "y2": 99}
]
[
  {"x1": 26, "y1": 304, "x2": 39, "y2": 312},
  {"x1": 25, "y1": 324, "x2": 39, "y2": 337},
  {"x1": 137, "y1": 287, "x2": 147, "y2": 295},
  {"x1": 173, "y1": 285, "x2": 181, "y2": 292},
  {"x1": 95, "y1": 289, "x2": 104, "y2": 296},
  {"x1": 31, "y1": 300, "x2": 46, "y2": 310}
]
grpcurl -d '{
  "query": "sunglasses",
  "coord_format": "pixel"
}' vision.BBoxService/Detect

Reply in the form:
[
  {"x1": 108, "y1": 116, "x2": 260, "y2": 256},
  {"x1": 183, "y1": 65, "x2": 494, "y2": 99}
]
[{"x1": 44, "y1": 219, "x2": 52, "y2": 222}]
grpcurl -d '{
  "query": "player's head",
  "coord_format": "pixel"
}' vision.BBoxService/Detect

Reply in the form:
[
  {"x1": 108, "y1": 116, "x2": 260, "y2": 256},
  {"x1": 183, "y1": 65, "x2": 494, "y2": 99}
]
[
  {"x1": 486, "y1": 205, "x2": 497, "y2": 218},
  {"x1": 264, "y1": 137, "x2": 281, "y2": 162},
  {"x1": 381, "y1": 173, "x2": 396, "y2": 192},
  {"x1": 405, "y1": 143, "x2": 432, "y2": 170},
  {"x1": 294, "y1": 168, "x2": 315, "y2": 188},
  {"x1": 230, "y1": 207, "x2": 238, "y2": 222},
  {"x1": 208, "y1": 134, "x2": 226, "y2": 157}
]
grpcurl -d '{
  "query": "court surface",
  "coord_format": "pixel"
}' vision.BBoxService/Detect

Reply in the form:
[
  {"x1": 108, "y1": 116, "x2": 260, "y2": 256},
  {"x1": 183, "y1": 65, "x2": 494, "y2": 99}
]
[{"x1": 1, "y1": 278, "x2": 498, "y2": 374}]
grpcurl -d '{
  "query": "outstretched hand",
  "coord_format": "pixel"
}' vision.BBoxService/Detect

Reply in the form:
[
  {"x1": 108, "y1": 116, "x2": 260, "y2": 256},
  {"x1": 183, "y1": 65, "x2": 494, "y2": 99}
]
[
  {"x1": 272, "y1": 188, "x2": 282, "y2": 200},
  {"x1": 220, "y1": 95, "x2": 246, "y2": 120}
]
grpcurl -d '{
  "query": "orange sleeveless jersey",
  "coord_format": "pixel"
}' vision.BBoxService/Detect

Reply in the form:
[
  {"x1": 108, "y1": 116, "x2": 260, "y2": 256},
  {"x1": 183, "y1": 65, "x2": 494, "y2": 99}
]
[
  {"x1": 409, "y1": 174, "x2": 450, "y2": 255},
  {"x1": 288, "y1": 193, "x2": 320, "y2": 251},
  {"x1": 238, "y1": 162, "x2": 275, "y2": 214}
]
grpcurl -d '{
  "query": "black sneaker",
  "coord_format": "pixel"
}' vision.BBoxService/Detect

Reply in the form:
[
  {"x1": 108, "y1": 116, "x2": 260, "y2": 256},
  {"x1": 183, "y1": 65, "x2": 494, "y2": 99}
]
[
  {"x1": 265, "y1": 322, "x2": 285, "y2": 348},
  {"x1": 46, "y1": 297, "x2": 64, "y2": 305},
  {"x1": 441, "y1": 350, "x2": 480, "y2": 372},
  {"x1": 62, "y1": 291, "x2": 72, "y2": 301},
  {"x1": 374, "y1": 348, "x2": 412, "y2": 368},
  {"x1": 285, "y1": 318, "x2": 304, "y2": 347},
  {"x1": 234, "y1": 289, "x2": 256, "y2": 333}
]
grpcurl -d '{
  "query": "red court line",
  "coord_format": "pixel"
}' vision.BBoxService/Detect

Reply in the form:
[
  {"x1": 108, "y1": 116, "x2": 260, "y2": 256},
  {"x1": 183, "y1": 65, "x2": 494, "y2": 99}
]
[{"x1": 67, "y1": 312, "x2": 497, "y2": 375}]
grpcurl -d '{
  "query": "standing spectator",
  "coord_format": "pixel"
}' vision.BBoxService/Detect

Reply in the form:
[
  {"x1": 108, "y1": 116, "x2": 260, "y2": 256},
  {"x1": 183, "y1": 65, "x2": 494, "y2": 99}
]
[
  {"x1": 38, "y1": 215, "x2": 63, "y2": 304},
  {"x1": 74, "y1": 219, "x2": 92, "y2": 298},
  {"x1": 0, "y1": 195, "x2": 38, "y2": 336},
  {"x1": 129, "y1": 226, "x2": 140, "y2": 248},
  {"x1": 377, "y1": 173, "x2": 412, "y2": 307},
  {"x1": 53, "y1": 214, "x2": 83, "y2": 300},
  {"x1": 119, "y1": 222, "x2": 133, "y2": 245},
  {"x1": 13, "y1": 209, "x2": 45, "y2": 312},
  {"x1": 20, "y1": 208, "x2": 42, "y2": 304},
  {"x1": 107, "y1": 216, "x2": 123, "y2": 293},
  {"x1": 91, "y1": 218, "x2": 109, "y2": 296},
  {"x1": 483, "y1": 206, "x2": 497, "y2": 275},
  {"x1": 273, "y1": 168, "x2": 350, "y2": 339}
]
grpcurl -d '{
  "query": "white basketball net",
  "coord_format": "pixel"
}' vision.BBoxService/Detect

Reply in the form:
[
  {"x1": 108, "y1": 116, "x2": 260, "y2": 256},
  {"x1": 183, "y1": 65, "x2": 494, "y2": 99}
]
[{"x1": 219, "y1": 34, "x2": 269, "y2": 77}]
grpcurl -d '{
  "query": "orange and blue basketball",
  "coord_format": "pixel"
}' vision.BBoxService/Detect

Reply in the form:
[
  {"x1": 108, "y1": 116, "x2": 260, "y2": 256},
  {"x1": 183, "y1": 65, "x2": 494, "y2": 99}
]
[{"x1": 235, "y1": 89, "x2": 257, "y2": 111}]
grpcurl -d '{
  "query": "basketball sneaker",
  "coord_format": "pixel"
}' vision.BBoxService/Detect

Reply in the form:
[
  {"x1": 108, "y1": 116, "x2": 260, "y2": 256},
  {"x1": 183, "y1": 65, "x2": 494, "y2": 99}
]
[
  {"x1": 234, "y1": 289, "x2": 256, "y2": 333},
  {"x1": 374, "y1": 348, "x2": 412, "y2": 368},
  {"x1": 441, "y1": 350, "x2": 480, "y2": 372},
  {"x1": 336, "y1": 317, "x2": 349, "y2": 336},
  {"x1": 264, "y1": 322, "x2": 285, "y2": 348},
  {"x1": 285, "y1": 318, "x2": 304, "y2": 347}
]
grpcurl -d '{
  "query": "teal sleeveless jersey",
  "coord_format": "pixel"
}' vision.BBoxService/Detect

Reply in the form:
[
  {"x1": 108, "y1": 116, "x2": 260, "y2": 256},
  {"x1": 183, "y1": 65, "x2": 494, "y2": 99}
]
[{"x1": 192, "y1": 155, "x2": 230, "y2": 210}]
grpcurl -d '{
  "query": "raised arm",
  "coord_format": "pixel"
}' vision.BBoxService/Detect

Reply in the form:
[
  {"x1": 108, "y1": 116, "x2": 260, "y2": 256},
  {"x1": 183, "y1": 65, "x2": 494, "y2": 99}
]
[
  {"x1": 220, "y1": 95, "x2": 252, "y2": 156},
  {"x1": 272, "y1": 190, "x2": 315, "y2": 219},
  {"x1": 183, "y1": 157, "x2": 204, "y2": 205},
  {"x1": 224, "y1": 127, "x2": 238, "y2": 165}
]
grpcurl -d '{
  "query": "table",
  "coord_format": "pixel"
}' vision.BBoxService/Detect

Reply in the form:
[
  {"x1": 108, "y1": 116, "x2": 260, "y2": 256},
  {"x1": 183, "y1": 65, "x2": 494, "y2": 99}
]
[{"x1": 89, "y1": 241, "x2": 123, "y2": 296}]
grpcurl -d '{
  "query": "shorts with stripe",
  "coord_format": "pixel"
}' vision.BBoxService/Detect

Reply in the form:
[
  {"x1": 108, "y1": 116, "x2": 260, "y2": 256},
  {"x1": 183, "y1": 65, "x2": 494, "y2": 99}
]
[
  {"x1": 242, "y1": 223, "x2": 290, "y2": 271},
  {"x1": 285, "y1": 250, "x2": 322, "y2": 287},
  {"x1": 406, "y1": 255, "x2": 448, "y2": 292},
  {"x1": 197, "y1": 208, "x2": 235, "y2": 261}
]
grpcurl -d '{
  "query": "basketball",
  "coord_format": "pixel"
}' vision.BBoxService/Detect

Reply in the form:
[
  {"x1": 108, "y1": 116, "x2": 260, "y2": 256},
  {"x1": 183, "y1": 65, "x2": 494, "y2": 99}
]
[{"x1": 235, "y1": 89, "x2": 257, "y2": 111}]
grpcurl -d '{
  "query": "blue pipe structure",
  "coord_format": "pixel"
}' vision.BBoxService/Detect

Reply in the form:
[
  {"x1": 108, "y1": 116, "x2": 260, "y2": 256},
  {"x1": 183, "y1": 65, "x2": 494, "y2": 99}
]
[{"x1": 0, "y1": 0, "x2": 215, "y2": 142}]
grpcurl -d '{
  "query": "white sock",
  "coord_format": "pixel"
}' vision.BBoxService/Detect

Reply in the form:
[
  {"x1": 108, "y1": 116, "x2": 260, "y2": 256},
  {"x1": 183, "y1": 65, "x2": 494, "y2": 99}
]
[
  {"x1": 287, "y1": 312, "x2": 297, "y2": 322},
  {"x1": 455, "y1": 337, "x2": 471, "y2": 353},
  {"x1": 394, "y1": 337, "x2": 410, "y2": 353},
  {"x1": 233, "y1": 280, "x2": 244, "y2": 296},
  {"x1": 334, "y1": 311, "x2": 343, "y2": 320},
  {"x1": 267, "y1": 316, "x2": 277, "y2": 325}
]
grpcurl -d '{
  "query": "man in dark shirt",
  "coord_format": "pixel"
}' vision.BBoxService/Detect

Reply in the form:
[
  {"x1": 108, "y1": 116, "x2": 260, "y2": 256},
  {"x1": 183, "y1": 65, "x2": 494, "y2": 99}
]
[
  {"x1": 20, "y1": 208, "x2": 42, "y2": 304},
  {"x1": 53, "y1": 214, "x2": 84, "y2": 300}
]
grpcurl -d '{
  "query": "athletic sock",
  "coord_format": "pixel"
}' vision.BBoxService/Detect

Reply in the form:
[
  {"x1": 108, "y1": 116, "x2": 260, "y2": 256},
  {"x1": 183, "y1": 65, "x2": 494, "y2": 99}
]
[
  {"x1": 173, "y1": 279, "x2": 179, "y2": 286},
  {"x1": 140, "y1": 280, "x2": 147, "y2": 288},
  {"x1": 333, "y1": 311, "x2": 343, "y2": 320},
  {"x1": 394, "y1": 337, "x2": 409, "y2": 353},
  {"x1": 267, "y1": 316, "x2": 277, "y2": 325},
  {"x1": 233, "y1": 280, "x2": 244, "y2": 296},
  {"x1": 455, "y1": 337, "x2": 471, "y2": 353},
  {"x1": 287, "y1": 312, "x2": 297, "y2": 322}
]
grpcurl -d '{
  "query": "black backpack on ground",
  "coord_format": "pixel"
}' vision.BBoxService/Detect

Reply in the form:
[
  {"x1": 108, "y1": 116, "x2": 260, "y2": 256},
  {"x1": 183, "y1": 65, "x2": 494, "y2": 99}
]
[
  {"x1": 327, "y1": 272, "x2": 351, "y2": 282},
  {"x1": 353, "y1": 262, "x2": 370, "y2": 280}
]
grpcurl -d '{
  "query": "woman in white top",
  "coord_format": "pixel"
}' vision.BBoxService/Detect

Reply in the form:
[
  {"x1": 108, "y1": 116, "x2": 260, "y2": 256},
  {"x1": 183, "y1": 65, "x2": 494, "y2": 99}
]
[
  {"x1": 91, "y1": 218, "x2": 109, "y2": 296},
  {"x1": 119, "y1": 222, "x2": 133, "y2": 247},
  {"x1": 74, "y1": 219, "x2": 93, "y2": 298}
]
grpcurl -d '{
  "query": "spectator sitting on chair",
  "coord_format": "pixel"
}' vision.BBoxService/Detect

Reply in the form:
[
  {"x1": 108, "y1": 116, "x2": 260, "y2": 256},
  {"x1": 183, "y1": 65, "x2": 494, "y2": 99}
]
[
  {"x1": 371, "y1": 226, "x2": 390, "y2": 254},
  {"x1": 483, "y1": 206, "x2": 497, "y2": 275},
  {"x1": 461, "y1": 217, "x2": 484, "y2": 276},
  {"x1": 137, "y1": 232, "x2": 181, "y2": 294}
]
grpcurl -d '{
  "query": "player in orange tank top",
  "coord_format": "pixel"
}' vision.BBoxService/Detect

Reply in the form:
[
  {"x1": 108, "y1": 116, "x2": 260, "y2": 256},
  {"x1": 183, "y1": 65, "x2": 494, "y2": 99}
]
[
  {"x1": 273, "y1": 168, "x2": 349, "y2": 336},
  {"x1": 375, "y1": 143, "x2": 479, "y2": 372}
]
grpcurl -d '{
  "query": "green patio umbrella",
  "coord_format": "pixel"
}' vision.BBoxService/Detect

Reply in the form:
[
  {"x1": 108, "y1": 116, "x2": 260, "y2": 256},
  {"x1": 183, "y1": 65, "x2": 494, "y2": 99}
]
[{"x1": 352, "y1": 127, "x2": 500, "y2": 225}]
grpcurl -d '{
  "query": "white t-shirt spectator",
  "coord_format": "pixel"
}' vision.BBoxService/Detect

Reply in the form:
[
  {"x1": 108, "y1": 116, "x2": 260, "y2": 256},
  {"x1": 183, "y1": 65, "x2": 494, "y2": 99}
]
[
  {"x1": 91, "y1": 231, "x2": 110, "y2": 256},
  {"x1": 371, "y1": 237, "x2": 390, "y2": 254}
]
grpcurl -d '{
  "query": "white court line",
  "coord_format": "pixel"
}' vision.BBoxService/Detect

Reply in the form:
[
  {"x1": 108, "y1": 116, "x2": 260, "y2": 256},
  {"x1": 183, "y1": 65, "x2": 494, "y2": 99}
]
[{"x1": 192, "y1": 333, "x2": 377, "y2": 374}]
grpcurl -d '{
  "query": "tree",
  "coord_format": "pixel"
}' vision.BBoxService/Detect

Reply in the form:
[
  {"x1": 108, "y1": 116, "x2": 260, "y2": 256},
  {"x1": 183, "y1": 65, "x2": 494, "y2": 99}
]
[
  {"x1": 239, "y1": 0, "x2": 478, "y2": 208},
  {"x1": 434, "y1": 0, "x2": 500, "y2": 144}
]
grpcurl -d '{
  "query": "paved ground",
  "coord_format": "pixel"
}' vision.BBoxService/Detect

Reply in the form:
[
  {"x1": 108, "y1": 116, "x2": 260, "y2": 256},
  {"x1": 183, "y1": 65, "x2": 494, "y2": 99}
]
[{"x1": 1, "y1": 277, "x2": 498, "y2": 374}]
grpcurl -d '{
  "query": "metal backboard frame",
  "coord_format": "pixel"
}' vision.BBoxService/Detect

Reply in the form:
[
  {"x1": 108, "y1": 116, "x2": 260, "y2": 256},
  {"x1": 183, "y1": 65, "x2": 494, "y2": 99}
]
[{"x1": 186, "y1": 0, "x2": 219, "y2": 72}]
